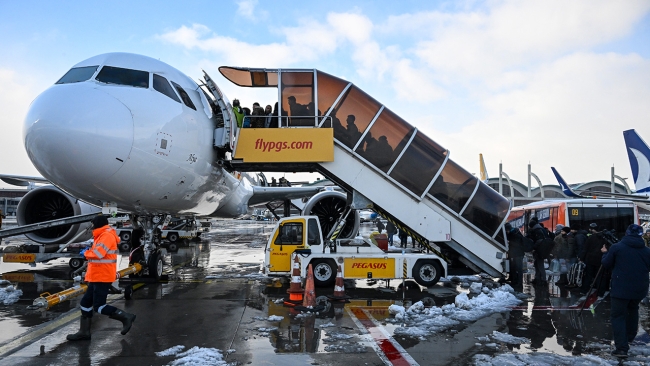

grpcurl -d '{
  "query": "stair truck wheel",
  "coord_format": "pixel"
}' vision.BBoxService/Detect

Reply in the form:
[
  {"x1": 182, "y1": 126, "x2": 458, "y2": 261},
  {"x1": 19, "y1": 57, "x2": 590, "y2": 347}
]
[
  {"x1": 167, "y1": 242, "x2": 178, "y2": 252},
  {"x1": 412, "y1": 260, "x2": 442, "y2": 287},
  {"x1": 167, "y1": 232, "x2": 179, "y2": 243},
  {"x1": 311, "y1": 259, "x2": 336, "y2": 287},
  {"x1": 148, "y1": 249, "x2": 164, "y2": 281},
  {"x1": 69, "y1": 257, "x2": 84, "y2": 269}
]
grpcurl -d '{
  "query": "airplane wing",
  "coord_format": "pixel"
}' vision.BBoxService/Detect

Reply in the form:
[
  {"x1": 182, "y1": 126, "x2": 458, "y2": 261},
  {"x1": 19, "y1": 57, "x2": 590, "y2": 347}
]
[
  {"x1": 248, "y1": 186, "x2": 323, "y2": 206},
  {"x1": 551, "y1": 167, "x2": 650, "y2": 201},
  {"x1": 0, "y1": 174, "x2": 49, "y2": 186}
]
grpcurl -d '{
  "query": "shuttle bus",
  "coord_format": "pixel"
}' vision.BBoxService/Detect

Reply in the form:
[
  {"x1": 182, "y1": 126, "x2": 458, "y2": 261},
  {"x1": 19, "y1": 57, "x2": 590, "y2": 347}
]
[{"x1": 507, "y1": 199, "x2": 638, "y2": 238}]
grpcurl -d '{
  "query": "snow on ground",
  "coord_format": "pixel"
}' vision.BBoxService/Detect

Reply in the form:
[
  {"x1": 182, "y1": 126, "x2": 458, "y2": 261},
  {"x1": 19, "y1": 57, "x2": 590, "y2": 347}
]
[
  {"x1": 488, "y1": 331, "x2": 529, "y2": 345},
  {"x1": 473, "y1": 352, "x2": 617, "y2": 365},
  {"x1": 252, "y1": 315, "x2": 284, "y2": 322},
  {"x1": 387, "y1": 284, "x2": 521, "y2": 339},
  {"x1": 155, "y1": 345, "x2": 232, "y2": 366},
  {"x1": 0, "y1": 281, "x2": 22, "y2": 305}
]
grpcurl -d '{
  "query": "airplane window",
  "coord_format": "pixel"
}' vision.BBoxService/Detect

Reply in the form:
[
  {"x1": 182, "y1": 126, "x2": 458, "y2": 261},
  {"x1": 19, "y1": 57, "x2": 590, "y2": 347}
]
[
  {"x1": 153, "y1": 74, "x2": 180, "y2": 103},
  {"x1": 56, "y1": 66, "x2": 99, "y2": 84},
  {"x1": 96, "y1": 66, "x2": 149, "y2": 88},
  {"x1": 171, "y1": 81, "x2": 197, "y2": 110}
]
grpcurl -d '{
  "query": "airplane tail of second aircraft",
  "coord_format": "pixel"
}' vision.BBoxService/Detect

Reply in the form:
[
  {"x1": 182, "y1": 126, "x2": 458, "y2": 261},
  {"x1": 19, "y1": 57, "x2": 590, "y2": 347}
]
[{"x1": 623, "y1": 129, "x2": 650, "y2": 193}]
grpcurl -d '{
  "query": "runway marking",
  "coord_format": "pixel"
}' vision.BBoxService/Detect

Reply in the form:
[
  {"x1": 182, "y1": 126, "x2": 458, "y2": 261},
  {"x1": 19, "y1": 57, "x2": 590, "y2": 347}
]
[{"x1": 347, "y1": 307, "x2": 418, "y2": 366}]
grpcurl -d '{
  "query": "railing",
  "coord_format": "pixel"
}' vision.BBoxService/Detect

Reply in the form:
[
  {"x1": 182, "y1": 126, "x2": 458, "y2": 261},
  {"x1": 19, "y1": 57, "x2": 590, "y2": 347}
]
[{"x1": 237, "y1": 115, "x2": 332, "y2": 128}]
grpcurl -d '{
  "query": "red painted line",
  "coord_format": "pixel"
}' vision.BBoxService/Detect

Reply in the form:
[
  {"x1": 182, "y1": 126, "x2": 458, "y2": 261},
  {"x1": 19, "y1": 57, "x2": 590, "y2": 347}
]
[{"x1": 350, "y1": 307, "x2": 411, "y2": 366}]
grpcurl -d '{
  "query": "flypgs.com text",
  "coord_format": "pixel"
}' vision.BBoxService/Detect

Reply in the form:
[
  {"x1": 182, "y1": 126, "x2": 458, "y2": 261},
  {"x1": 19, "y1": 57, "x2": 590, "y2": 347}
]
[{"x1": 254, "y1": 139, "x2": 314, "y2": 152}]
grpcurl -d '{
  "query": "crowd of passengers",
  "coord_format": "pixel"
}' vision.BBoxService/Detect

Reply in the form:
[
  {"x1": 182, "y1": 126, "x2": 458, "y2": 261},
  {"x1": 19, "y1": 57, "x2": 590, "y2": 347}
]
[
  {"x1": 232, "y1": 99, "x2": 279, "y2": 128},
  {"x1": 505, "y1": 218, "x2": 650, "y2": 295}
]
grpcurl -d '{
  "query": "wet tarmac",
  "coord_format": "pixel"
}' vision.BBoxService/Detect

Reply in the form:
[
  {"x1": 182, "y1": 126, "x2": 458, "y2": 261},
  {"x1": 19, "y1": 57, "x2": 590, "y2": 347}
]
[{"x1": 0, "y1": 220, "x2": 649, "y2": 365}]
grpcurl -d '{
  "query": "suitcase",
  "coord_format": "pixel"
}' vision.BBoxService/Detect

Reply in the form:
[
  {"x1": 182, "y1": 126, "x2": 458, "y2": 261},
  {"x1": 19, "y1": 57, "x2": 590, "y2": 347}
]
[{"x1": 568, "y1": 261, "x2": 585, "y2": 287}]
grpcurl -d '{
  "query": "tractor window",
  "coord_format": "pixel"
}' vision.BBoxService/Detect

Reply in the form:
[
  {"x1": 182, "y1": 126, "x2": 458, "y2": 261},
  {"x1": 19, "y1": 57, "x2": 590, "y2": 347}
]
[
  {"x1": 275, "y1": 222, "x2": 303, "y2": 245},
  {"x1": 307, "y1": 218, "x2": 321, "y2": 245}
]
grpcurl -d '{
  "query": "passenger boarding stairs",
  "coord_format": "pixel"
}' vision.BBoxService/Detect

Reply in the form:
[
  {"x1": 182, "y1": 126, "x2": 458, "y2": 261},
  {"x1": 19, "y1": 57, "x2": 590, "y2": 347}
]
[{"x1": 212, "y1": 67, "x2": 512, "y2": 277}]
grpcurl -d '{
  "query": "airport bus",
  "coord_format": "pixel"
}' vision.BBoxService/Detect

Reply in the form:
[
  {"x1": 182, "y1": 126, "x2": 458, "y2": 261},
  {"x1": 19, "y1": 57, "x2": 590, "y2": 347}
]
[{"x1": 507, "y1": 199, "x2": 638, "y2": 238}]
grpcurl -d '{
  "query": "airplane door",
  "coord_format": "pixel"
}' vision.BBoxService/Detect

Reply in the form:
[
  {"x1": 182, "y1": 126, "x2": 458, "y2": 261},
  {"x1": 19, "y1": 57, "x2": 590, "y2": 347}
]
[
  {"x1": 202, "y1": 71, "x2": 235, "y2": 150},
  {"x1": 268, "y1": 219, "x2": 305, "y2": 272}
]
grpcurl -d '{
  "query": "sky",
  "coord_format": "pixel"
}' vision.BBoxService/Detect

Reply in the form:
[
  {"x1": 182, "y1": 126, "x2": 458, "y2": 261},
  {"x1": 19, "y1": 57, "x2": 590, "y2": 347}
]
[{"x1": 1, "y1": 0, "x2": 649, "y2": 189}]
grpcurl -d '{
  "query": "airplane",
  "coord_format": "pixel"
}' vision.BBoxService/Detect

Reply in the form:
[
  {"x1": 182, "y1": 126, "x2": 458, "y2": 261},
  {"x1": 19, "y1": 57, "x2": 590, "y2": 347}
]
[
  {"x1": 551, "y1": 166, "x2": 650, "y2": 203},
  {"x1": 2, "y1": 52, "x2": 359, "y2": 273},
  {"x1": 623, "y1": 129, "x2": 650, "y2": 194},
  {"x1": 479, "y1": 153, "x2": 489, "y2": 183}
]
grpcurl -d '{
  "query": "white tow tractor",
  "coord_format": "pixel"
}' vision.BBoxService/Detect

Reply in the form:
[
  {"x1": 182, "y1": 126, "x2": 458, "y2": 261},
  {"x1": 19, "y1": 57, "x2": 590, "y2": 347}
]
[{"x1": 263, "y1": 216, "x2": 447, "y2": 287}]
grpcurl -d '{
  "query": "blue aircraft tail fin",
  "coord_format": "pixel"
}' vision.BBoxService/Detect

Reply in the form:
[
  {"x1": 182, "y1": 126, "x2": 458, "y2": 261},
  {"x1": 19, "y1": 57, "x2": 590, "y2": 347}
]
[
  {"x1": 623, "y1": 129, "x2": 650, "y2": 193},
  {"x1": 551, "y1": 167, "x2": 582, "y2": 198}
]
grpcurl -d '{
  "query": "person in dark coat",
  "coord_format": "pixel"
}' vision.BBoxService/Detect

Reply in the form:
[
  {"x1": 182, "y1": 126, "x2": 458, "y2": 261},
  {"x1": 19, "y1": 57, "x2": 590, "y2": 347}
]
[
  {"x1": 571, "y1": 224, "x2": 588, "y2": 259},
  {"x1": 386, "y1": 222, "x2": 396, "y2": 246},
  {"x1": 601, "y1": 224, "x2": 650, "y2": 358},
  {"x1": 528, "y1": 218, "x2": 552, "y2": 285},
  {"x1": 398, "y1": 228, "x2": 408, "y2": 248},
  {"x1": 505, "y1": 223, "x2": 525, "y2": 287},
  {"x1": 579, "y1": 223, "x2": 609, "y2": 294},
  {"x1": 374, "y1": 218, "x2": 385, "y2": 233},
  {"x1": 552, "y1": 226, "x2": 574, "y2": 285}
]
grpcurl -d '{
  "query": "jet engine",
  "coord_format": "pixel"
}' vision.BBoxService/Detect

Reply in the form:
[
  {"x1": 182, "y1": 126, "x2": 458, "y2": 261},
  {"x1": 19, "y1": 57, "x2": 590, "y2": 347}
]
[
  {"x1": 302, "y1": 190, "x2": 360, "y2": 239},
  {"x1": 16, "y1": 185, "x2": 99, "y2": 245}
]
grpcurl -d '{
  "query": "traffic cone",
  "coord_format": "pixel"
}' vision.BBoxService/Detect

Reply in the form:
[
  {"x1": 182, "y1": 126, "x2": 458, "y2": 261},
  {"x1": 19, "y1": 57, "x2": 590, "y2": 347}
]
[
  {"x1": 327, "y1": 264, "x2": 351, "y2": 302},
  {"x1": 295, "y1": 264, "x2": 324, "y2": 313},
  {"x1": 284, "y1": 255, "x2": 304, "y2": 307}
]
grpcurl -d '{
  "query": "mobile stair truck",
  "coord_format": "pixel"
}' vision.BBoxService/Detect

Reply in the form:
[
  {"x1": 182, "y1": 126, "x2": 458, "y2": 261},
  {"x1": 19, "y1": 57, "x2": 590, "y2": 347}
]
[
  {"x1": 209, "y1": 66, "x2": 513, "y2": 282},
  {"x1": 263, "y1": 215, "x2": 447, "y2": 287}
]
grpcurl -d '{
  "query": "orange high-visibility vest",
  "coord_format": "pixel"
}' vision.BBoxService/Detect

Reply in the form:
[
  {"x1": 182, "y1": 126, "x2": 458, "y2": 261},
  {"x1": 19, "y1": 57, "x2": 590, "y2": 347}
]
[{"x1": 84, "y1": 225, "x2": 120, "y2": 282}]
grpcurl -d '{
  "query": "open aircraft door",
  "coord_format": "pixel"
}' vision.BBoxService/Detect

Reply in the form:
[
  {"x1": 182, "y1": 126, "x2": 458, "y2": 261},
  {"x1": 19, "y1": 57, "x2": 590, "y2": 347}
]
[{"x1": 202, "y1": 71, "x2": 235, "y2": 151}]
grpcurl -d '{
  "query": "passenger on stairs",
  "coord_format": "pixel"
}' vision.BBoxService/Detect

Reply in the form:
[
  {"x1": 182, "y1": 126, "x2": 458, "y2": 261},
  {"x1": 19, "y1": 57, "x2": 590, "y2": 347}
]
[
  {"x1": 251, "y1": 102, "x2": 265, "y2": 128},
  {"x1": 232, "y1": 99, "x2": 244, "y2": 128},
  {"x1": 264, "y1": 105, "x2": 274, "y2": 128}
]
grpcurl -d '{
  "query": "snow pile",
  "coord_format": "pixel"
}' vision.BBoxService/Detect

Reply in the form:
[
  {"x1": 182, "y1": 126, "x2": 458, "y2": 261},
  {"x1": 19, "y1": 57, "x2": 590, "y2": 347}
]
[
  {"x1": 253, "y1": 315, "x2": 284, "y2": 322},
  {"x1": 388, "y1": 284, "x2": 521, "y2": 338},
  {"x1": 473, "y1": 352, "x2": 614, "y2": 365},
  {"x1": 319, "y1": 322, "x2": 335, "y2": 328},
  {"x1": 0, "y1": 281, "x2": 22, "y2": 305},
  {"x1": 488, "y1": 331, "x2": 529, "y2": 345},
  {"x1": 156, "y1": 345, "x2": 232, "y2": 366},
  {"x1": 469, "y1": 282, "x2": 483, "y2": 294}
]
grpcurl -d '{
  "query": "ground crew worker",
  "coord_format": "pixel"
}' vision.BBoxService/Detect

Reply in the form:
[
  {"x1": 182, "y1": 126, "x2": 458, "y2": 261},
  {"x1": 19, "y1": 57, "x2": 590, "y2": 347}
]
[{"x1": 67, "y1": 215, "x2": 136, "y2": 341}]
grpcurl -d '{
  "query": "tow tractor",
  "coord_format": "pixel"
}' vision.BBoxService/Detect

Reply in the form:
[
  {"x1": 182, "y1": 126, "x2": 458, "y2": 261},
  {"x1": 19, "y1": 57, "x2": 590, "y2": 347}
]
[{"x1": 264, "y1": 215, "x2": 447, "y2": 287}]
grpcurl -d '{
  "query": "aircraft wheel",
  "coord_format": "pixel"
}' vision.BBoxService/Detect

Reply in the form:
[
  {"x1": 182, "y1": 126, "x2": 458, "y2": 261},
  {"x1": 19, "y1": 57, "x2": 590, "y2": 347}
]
[
  {"x1": 148, "y1": 250, "x2": 164, "y2": 281},
  {"x1": 120, "y1": 231, "x2": 131, "y2": 243},
  {"x1": 413, "y1": 260, "x2": 442, "y2": 287},
  {"x1": 311, "y1": 259, "x2": 336, "y2": 287},
  {"x1": 119, "y1": 242, "x2": 132, "y2": 252},
  {"x1": 69, "y1": 257, "x2": 84, "y2": 269}
]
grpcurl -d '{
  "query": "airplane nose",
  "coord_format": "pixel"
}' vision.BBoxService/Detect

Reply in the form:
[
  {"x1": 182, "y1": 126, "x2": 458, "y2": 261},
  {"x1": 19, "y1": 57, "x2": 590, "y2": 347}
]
[{"x1": 23, "y1": 84, "x2": 133, "y2": 186}]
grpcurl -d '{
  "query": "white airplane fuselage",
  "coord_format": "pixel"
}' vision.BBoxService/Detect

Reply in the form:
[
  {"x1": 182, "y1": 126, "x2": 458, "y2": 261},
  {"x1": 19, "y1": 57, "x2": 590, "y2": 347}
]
[{"x1": 23, "y1": 53, "x2": 250, "y2": 217}]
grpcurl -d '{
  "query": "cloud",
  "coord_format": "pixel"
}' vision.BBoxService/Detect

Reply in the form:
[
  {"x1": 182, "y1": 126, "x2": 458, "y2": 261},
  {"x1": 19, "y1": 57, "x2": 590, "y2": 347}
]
[
  {"x1": 0, "y1": 68, "x2": 41, "y2": 181},
  {"x1": 236, "y1": 0, "x2": 258, "y2": 20},
  {"x1": 384, "y1": 1, "x2": 650, "y2": 83},
  {"x1": 417, "y1": 52, "x2": 650, "y2": 184}
]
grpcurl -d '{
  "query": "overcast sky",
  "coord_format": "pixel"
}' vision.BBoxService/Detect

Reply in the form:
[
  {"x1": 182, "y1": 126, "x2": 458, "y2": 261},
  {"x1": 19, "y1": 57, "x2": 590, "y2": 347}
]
[{"x1": 1, "y1": 0, "x2": 649, "y2": 189}]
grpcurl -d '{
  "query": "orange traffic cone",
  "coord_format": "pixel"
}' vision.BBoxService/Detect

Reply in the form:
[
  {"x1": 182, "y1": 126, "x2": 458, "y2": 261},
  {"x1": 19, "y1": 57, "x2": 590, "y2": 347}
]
[
  {"x1": 327, "y1": 264, "x2": 351, "y2": 302},
  {"x1": 295, "y1": 264, "x2": 324, "y2": 313},
  {"x1": 284, "y1": 255, "x2": 304, "y2": 307}
]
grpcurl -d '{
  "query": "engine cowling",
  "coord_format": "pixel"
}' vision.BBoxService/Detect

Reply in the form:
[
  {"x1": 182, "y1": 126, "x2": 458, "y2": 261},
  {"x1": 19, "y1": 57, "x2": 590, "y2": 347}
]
[
  {"x1": 16, "y1": 185, "x2": 99, "y2": 245},
  {"x1": 302, "y1": 190, "x2": 359, "y2": 239}
]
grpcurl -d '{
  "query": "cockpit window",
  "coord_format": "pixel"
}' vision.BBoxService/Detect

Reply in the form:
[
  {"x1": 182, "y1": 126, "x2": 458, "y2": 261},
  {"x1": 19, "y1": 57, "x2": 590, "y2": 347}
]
[
  {"x1": 170, "y1": 81, "x2": 196, "y2": 110},
  {"x1": 95, "y1": 66, "x2": 149, "y2": 88},
  {"x1": 153, "y1": 74, "x2": 180, "y2": 103},
  {"x1": 56, "y1": 66, "x2": 99, "y2": 84}
]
